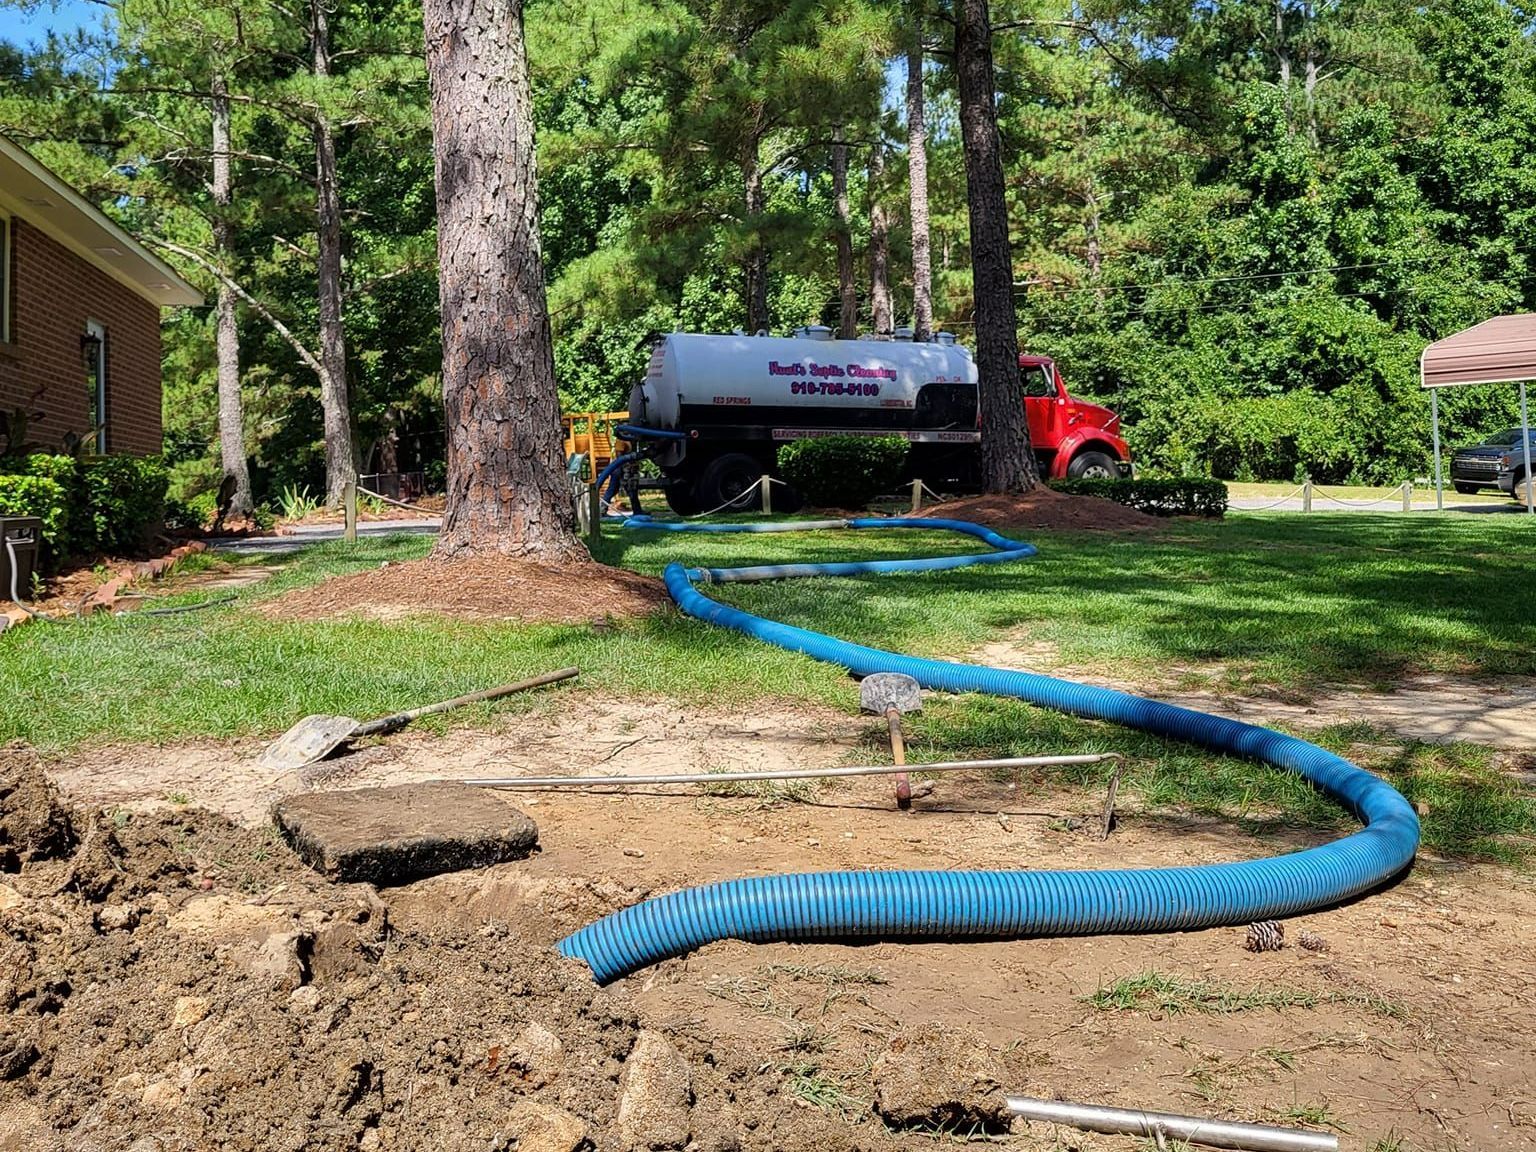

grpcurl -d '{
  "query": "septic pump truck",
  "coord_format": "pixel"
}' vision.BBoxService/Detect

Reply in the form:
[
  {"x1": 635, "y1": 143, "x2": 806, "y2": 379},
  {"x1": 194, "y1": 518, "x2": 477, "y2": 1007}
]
[{"x1": 619, "y1": 326, "x2": 1132, "y2": 515}]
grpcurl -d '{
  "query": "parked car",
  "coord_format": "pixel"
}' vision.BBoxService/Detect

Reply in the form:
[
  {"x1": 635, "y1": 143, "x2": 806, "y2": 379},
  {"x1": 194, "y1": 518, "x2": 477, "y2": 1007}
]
[{"x1": 1450, "y1": 427, "x2": 1534, "y2": 497}]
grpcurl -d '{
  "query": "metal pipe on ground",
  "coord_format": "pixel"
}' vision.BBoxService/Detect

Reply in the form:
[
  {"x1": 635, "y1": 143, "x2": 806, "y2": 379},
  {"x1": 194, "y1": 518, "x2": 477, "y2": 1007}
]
[
  {"x1": 1005, "y1": 1095, "x2": 1338, "y2": 1152},
  {"x1": 460, "y1": 753, "x2": 1120, "y2": 789}
]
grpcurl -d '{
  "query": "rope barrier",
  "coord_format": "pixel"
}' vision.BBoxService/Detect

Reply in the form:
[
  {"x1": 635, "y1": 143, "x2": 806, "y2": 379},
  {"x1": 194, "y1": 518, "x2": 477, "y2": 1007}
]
[
  {"x1": 1312, "y1": 486, "x2": 1405, "y2": 508},
  {"x1": 356, "y1": 485, "x2": 430, "y2": 513},
  {"x1": 1234, "y1": 485, "x2": 1307, "y2": 510}
]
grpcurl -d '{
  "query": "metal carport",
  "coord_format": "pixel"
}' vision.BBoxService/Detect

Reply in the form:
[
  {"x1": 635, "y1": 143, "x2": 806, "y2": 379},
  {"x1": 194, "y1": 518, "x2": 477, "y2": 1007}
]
[{"x1": 1422, "y1": 314, "x2": 1536, "y2": 513}]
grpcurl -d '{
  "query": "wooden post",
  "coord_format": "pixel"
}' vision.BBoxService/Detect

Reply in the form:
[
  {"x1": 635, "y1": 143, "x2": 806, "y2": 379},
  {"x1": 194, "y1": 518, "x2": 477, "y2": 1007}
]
[
  {"x1": 760, "y1": 474, "x2": 772, "y2": 515},
  {"x1": 343, "y1": 476, "x2": 357, "y2": 543},
  {"x1": 1302, "y1": 478, "x2": 1312, "y2": 513},
  {"x1": 1401, "y1": 480, "x2": 1412, "y2": 512},
  {"x1": 586, "y1": 482, "x2": 601, "y2": 548},
  {"x1": 911, "y1": 477, "x2": 923, "y2": 513}
]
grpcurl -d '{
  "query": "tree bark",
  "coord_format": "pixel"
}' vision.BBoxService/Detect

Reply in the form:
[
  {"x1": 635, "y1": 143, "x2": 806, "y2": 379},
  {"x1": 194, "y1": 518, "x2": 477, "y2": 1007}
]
[
  {"x1": 210, "y1": 72, "x2": 252, "y2": 517},
  {"x1": 423, "y1": 0, "x2": 582, "y2": 559},
  {"x1": 955, "y1": 0, "x2": 1037, "y2": 492},
  {"x1": 906, "y1": 36, "x2": 934, "y2": 342},
  {"x1": 868, "y1": 142, "x2": 893, "y2": 338},
  {"x1": 312, "y1": 0, "x2": 357, "y2": 506},
  {"x1": 743, "y1": 148, "x2": 769, "y2": 334},
  {"x1": 832, "y1": 124, "x2": 857, "y2": 338}
]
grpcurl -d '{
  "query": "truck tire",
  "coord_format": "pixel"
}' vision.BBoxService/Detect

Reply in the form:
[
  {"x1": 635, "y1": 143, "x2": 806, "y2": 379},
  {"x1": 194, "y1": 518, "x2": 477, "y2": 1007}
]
[
  {"x1": 1067, "y1": 450, "x2": 1119, "y2": 480},
  {"x1": 664, "y1": 480, "x2": 702, "y2": 516},
  {"x1": 698, "y1": 453, "x2": 765, "y2": 512}
]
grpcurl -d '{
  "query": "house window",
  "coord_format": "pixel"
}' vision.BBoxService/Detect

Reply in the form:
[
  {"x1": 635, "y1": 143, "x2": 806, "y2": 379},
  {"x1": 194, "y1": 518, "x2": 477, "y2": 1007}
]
[
  {"x1": 0, "y1": 213, "x2": 10, "y2": 344},
  {"x1": 84, "y1": 320, "x2": 106, "y2": 453}
]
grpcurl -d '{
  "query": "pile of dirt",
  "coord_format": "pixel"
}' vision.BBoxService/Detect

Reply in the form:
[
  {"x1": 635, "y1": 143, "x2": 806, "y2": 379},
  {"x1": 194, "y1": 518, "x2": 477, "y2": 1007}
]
[
  {"x1": 3, "y1": 748, "x2": 1003, "y2": 1151},
  {"x1": 918, "y1": 487, "x2": 1158, "y2": 532},
  {"x1": 259, "y1": 555, "x2": 670, "y2": 624}
]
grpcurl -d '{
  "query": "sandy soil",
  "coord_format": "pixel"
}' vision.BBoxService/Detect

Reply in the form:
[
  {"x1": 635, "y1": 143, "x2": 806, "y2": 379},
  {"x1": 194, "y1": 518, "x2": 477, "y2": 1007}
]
[{"x1": 13, "y1": 697, "x2": 1536, "y2": 1151}]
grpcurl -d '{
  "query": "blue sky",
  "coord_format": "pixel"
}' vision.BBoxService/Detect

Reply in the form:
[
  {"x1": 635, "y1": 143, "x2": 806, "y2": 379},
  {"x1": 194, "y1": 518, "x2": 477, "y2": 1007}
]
[{"x1": 1, "y1": 1, "x2": 103, "y2": 47}]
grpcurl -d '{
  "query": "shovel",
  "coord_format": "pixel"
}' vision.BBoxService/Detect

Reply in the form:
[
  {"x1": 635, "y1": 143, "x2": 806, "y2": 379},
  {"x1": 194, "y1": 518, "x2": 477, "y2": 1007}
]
[
  {"x1": 257, "y1": 667, "x2": 579, "y2": 773},
  {"x1": 859, "y1": 672, "x2": 923, "y2": 809}
]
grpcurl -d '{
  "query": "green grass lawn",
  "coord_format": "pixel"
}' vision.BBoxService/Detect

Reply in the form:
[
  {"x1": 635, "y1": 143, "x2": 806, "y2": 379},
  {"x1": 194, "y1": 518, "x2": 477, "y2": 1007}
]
[{"x1": 5, "y1": 510, "x2": 1533, "y2": 862}]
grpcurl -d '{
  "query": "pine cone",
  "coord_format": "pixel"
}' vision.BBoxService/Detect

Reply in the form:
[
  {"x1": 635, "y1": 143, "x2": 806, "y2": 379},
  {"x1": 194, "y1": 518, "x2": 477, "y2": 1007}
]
[
  {"x1": 1297, "y1": 930, "x2": 1328, "y2": 953},
  {"x1": 1244, "y1": 920, "x2": 1285, "y2": 953}
]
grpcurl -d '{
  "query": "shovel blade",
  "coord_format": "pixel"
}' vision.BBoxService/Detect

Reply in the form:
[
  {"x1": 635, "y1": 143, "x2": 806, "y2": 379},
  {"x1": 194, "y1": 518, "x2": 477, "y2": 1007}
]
[
  {"x1": 859, "y1": 672, "x2": 922, "y2": 715},
  {"x1": 257, "y1": 715, "x2": 361, "y2": 772}
]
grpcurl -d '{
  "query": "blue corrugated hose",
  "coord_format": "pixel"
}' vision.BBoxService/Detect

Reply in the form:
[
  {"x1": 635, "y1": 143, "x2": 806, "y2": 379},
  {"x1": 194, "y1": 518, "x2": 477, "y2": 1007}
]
[
  {"x1": 557, "y1": 517, "x2": 1419, "y2": 984},
  {"x1": 595, "y1": 451, "x2": 641, "y2": 504}
]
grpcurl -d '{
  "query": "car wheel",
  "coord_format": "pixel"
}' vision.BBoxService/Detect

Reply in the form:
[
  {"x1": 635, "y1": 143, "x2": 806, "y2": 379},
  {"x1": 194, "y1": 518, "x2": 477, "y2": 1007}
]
[
  {"x1": 698, "y1": 453, "x2": 766, "y2": 512},
  {"x1": 1453, "y1": 483, "x2": 1479, "y2": 495},
  {"x1": 1067, "y1": 450, "x2": 1119, "y2": 480}
]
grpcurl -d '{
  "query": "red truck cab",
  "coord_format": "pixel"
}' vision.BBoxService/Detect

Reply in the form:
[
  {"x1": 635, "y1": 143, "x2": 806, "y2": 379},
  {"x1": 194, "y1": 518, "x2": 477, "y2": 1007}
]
[{"x1": 1020, "y1": 354, "x2": 1131, "y2": 479}]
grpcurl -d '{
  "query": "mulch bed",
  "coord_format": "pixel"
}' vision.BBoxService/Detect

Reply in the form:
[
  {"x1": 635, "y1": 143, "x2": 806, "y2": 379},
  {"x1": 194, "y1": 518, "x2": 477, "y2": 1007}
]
[
  {"x1": 259, "y1": 554, "x2": 670, "y2": 624},
  {"x1": 916, "y1": 487, "x2": 1159, "y2": 532}
]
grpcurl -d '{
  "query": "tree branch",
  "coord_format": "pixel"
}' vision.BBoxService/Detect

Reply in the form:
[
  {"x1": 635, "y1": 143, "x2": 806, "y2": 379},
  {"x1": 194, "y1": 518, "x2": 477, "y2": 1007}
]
[{"x1": 145, "y1": 238, "x2": 326, "y2": 379}]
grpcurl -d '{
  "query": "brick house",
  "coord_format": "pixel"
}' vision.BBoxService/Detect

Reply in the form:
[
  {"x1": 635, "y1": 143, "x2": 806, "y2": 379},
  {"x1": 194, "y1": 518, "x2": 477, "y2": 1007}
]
[{"x1": 0, "y1": 136, "x2": 200, "y2": 456}]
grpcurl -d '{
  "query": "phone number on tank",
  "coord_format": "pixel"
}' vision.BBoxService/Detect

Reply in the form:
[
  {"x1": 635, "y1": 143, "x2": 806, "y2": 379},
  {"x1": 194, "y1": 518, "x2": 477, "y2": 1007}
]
[{"x1": 788, "y1": 380, "x2": 882, "y2": 397}]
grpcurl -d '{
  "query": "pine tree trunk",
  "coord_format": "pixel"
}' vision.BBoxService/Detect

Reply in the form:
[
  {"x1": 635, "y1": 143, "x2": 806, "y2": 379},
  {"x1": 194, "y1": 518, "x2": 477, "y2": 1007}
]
[
  {"x1": 423, "y1": 0, "x2": 581, "y2": 559},
  {"x1": 906, "y1": 37, "x2": 934, "y2": 342},
  {"x1": 312, "y1": 0, "x2": 357, "y2": 506},
  {"x1": 743, "y1": 151, "x2": 769, "y2": 334},
  {"x1": 868, "y1": 143, "x2": 893, "y2": 338},
  {"x1": 210, "y1": 73, "x2": 252, "y2": 517},
  {"x1": 955, "y1": 0, "x2": 1037, "y2": 493},
  {"x1": 832, "y1": 124, "x2": 857, "y2": 338}
]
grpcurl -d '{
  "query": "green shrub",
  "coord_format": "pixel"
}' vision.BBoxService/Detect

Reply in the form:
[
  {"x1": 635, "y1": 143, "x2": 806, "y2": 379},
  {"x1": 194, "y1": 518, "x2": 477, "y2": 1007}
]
[
  {"x1": 81, "y1": 455, "x2": 168, "y2": 553},
  {"x1": 8, "y1": 454, "x2": 84, "y2": 554},
  {"x1": 0, "y1": 453, "x2": 169, "y2": 559},
  {"x1": 0, "y1": 473, "x2": 69, "y2": 556},
  {"x1": 777, "y1": 435, "x2": 909, "y2": 510},
  {"x1": 1052, "y1": 476, "x2": 1228, "y2": 518},
  {"x1": 162, "y1": 493, "x2": 213, "y2": 532}
]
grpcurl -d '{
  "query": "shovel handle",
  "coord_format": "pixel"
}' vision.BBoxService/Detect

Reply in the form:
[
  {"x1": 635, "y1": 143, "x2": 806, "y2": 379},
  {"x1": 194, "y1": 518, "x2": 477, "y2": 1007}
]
[{"x1": 353, "y1": 667, "x2": 579, "y2": 737}]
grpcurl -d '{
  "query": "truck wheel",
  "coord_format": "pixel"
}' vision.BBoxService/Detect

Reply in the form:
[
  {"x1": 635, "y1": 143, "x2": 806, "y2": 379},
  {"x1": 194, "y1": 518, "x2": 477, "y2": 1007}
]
[
  {"x1": 664, "y1": 480, "x2": 702, "y2": 516},
  {"x1": 1067, "y1": 450, "x2": 1119, "y2": 480},
  {"x1": 698, "y1": 453, "x2": 765, "y2": 512}
]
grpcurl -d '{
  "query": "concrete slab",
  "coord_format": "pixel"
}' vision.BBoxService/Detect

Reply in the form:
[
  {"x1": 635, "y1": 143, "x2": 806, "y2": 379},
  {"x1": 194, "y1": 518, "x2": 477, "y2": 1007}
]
[{"x1": 272, "y1": 783, "x2": 537, "y2": 885}]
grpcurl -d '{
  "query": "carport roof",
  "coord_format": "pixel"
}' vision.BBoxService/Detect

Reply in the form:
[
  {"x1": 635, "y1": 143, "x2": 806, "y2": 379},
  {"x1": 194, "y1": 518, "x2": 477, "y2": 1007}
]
[{"x1": 1421, "y1": 313, "x2": 1536, "y2": 388}]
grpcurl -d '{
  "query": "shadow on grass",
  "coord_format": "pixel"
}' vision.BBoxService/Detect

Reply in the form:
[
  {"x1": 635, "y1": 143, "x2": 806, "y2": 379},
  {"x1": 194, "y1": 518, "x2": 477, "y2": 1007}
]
[{"x1": 601, "y1": 514, "x2": 1533, "y2": 690}]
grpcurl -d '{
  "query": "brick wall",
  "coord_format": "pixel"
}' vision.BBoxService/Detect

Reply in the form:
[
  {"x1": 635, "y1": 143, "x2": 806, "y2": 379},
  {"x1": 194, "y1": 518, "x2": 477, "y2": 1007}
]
[{"x1": 0, "y1": 218, "x2": 164, "y2": 455}]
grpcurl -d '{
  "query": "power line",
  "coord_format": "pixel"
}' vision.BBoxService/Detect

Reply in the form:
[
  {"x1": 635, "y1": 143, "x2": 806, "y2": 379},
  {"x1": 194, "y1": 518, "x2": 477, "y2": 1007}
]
[
  {"x1": 935, "y1": 267, "x2": 1536, "y2": 328},
  {"x1": 1009, "y1": 241, "x2": 1536, "y2": 300}
]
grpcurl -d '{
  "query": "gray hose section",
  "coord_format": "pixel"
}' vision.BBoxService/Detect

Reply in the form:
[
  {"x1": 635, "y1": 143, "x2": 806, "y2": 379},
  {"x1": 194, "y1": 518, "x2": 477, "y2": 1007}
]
[{"x1": 5, "y1": 537, "x2": 50, "y2": 622}]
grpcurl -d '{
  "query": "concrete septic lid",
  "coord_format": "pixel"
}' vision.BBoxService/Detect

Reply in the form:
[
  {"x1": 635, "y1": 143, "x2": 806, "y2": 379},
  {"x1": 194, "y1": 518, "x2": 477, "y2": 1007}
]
[{"x1": 272, "y1": 782, "x2": 538, "y2": 886}]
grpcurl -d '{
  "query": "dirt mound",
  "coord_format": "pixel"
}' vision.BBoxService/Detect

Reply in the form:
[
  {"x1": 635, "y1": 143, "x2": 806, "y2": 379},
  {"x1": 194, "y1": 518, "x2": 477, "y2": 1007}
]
[
  {"x1": 260, "y1": 554, "x2": 669, "y2": 624},
  {"x1": 0, "y1": 752, "x2": 964, "y2": 1151},
  {"x1": 0, "y1": 745, "x2": 76, "y2": 869},
  {"x1": 918, "y1": 486, "x2": 1157, "y2": 532}
]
